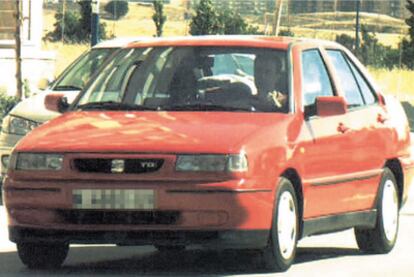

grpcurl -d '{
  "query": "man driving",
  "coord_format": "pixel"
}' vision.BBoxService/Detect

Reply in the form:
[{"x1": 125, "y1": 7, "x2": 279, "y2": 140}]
[{"x1": 254, "y1": 53, "x2": 288, "y2": 112}]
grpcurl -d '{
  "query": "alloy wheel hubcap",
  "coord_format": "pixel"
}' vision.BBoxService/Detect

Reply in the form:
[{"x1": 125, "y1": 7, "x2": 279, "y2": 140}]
[
  {"x1": 277, "y1": 191, "x2": 297, "y2": 260},
  {"x1": 382, "y1": 179, "x2": 398, "y2": 242}
]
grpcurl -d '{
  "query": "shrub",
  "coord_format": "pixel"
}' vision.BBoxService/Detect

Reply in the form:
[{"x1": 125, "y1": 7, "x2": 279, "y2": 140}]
[
  {"x1": 0, "y1": 94, "x2": 19, "y2": 122},
  {"x1": 335, "y1": 28, "x2": 400, "y2": 69},
  {"x1": 335, "y1": 33, "x2": 355, "y2": 52},
  {"x1": 279, "y1": 29, "x2": 295, "y2": 37},
  {"x1": 104, "y1": 0, "x2": 129, "y2": 20}
]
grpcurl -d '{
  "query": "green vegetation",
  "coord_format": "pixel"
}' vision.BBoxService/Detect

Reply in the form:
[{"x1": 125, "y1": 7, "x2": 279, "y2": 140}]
[
  {"x1": 189, "y1": 0, "x2": 221, "y2": 35},
  {"x1": 40, "y1": 2, "x2": 413, "y2": 94},
  {"x1": 104, "y1": 0, "x2": 129, "y2": 20},
  {"x1": 152, "y1": 0, "x2": 167, "y2": 37},
  {"x1": 335, "y1": 27, "x2": 400, "y2": 69},
  {"x1": 402, "y1": 0, "x2": 414, "y2": 69},
  {"x1": 189, "y1": 0, "x2": 261, "y2": 35},
  {"x1": 46, "y1": 1, "x2": 107, "y2": 43},
  {"x1": 0, "y1": 94, "x2": 19, "y2": 123}
]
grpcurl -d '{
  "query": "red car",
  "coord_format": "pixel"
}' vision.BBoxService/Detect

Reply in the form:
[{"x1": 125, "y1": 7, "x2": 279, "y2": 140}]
[{"x1": 4, "y1": 36, "x2": 413, "y2": 271}]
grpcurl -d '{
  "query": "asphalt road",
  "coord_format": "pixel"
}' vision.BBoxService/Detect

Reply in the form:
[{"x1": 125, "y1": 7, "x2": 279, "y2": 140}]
[{"x1": 0, "y1": 186, "x2": 413, "y2": 277}]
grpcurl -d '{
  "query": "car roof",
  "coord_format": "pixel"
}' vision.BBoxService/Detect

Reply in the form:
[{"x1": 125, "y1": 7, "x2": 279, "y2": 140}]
[
  {"x1": 126, "y1": 35, "x2": 342, "y2": 50},
  {"x1": 93, "y1": 36, "x2": 150, "y2": 49}
]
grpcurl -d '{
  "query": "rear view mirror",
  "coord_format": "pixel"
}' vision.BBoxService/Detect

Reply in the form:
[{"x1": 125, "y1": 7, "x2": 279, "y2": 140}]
[
  {"x1": 44, "y1": 93, "x2": 69, "y2": 113},
  {"x1": 316, "y1": 96, "x2": 347, "y2": 117},
  {"x1": 38, "y1": 78, "x2": 50, "y2": 91}
]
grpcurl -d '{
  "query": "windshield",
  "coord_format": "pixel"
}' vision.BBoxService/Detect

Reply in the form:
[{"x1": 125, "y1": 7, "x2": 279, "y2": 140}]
[
  {"x1": 74, "y1": 46, "x2": 289, "y2": 113},
  {"x1": 52, "y1": 48, "x2": 117, "y2": 91}
]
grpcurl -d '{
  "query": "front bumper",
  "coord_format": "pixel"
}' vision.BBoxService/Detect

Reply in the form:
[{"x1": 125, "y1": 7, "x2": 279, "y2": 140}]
[
  {"x1": 9, "y1": 227, "x2": 269, "y2": 249},
  {"x1": 4, "y1": 178, "x2": 274, "y2": 249}
]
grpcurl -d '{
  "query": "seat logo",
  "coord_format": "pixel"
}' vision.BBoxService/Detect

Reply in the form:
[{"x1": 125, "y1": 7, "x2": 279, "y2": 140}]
[{"x1": 111, "y1": 159, "x2": 125, "y2": 173}]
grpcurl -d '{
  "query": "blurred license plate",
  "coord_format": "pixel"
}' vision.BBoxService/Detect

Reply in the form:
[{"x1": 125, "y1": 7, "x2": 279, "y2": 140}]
[{"x1": 72, "y1": 189, "x2": 155, "y2": 210}]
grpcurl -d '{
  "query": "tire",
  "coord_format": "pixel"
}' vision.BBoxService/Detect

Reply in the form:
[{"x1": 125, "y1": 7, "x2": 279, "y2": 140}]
[
  {"x1": 17, "y1": 242, "x2": 69, "y2": 269},
  {"x1": 154, "y1": 245, "x2": 186, "y2": 252},
  {"x1": 262, "y1": 177, "x2": 299, "y2": 272},
  {"x1": 355, "y1": 168, "x2": 399, "y2": 254}
]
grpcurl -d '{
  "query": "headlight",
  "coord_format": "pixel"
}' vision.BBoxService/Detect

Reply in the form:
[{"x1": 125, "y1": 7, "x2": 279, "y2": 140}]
[
  {"x1": 2, "y1": 115, "x2": 40, "y2": 136},
  {"x1": 16, "y1": 153, "x2": 63, "y2": 171},
  {"x1": 176, "y1": 154, "x2": 248, "y2": 172}
]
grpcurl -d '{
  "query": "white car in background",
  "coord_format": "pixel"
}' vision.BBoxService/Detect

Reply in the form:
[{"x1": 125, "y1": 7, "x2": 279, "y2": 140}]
[{"x1": 0, "y1": 37, "x2": 144, "y2": 178}]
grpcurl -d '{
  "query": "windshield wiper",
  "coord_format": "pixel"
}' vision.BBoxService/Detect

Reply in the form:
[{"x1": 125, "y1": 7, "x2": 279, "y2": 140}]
[
  {"x1": 54, "y1": 85, "x2": 83, "y2": 91},
  {"x1": 164, "y1": 102, "x2": 254, "y2": 112},
  {"x1": 77, "y1": 101, "x2": 157, "y2": 111}
]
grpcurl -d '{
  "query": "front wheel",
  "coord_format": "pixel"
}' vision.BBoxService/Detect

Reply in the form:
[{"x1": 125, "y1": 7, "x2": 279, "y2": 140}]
[
  {"x1": 262, "y1": 178, "x2": 299, "y2": 272},
  {"x1": 17, "y1": 242, "x2": 69, "y2": 269},
  {"x1": 355, "y1": 168, "x2": 399, "y2": 254}
]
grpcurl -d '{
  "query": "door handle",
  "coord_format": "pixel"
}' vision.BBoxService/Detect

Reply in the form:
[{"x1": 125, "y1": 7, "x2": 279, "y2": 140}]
[
  {"x1": 377, "y1": 113, "x2": 388, "y2": 124},
  {"x1": 337, "y1": 122, "x2": 349, "y2": 134}
]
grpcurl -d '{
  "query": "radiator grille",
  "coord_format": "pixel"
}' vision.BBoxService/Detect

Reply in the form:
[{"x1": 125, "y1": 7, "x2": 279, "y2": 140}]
[{"x1": 73, "y1": 158, "x2": 164, "y2": 174}]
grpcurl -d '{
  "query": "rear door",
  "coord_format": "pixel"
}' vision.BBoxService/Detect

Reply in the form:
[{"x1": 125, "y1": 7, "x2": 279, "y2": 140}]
[{"x1": 322, "y1": 48, "x2": 390, "y2": 208}]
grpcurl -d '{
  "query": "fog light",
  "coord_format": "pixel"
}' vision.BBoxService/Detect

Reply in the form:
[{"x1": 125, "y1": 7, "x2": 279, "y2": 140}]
[{"x1": 1, "y1": 155, "x2": 10, "y2": 170}]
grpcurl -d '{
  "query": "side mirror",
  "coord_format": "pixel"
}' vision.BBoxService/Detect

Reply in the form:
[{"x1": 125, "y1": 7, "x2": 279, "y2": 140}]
[
  {"x1": 37, "y1": 78, "x2": 50, "y2": 91},
  {"x1": 315, "y1": 96, "x2": 347, "y2": 117},
  {"x1": 44, "y1": 93, "x2": 69, "y2": 113}
]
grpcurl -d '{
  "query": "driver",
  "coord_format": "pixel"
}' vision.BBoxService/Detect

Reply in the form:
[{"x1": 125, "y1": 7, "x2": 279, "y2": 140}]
[{"x1": 254, "y1": 54, "x2": 288, "y2": 111}]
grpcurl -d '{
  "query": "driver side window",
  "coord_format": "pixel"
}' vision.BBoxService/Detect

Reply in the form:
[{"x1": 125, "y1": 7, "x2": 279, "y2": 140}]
[{"x1": 301, "y1": 50, "x2": 334, "y2": 107}]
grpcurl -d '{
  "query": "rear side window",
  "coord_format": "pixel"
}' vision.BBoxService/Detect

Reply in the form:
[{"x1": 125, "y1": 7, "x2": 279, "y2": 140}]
[
  {"x1": 348, "y1": 61, "x2": 376, "y2": 105},
  {"x1": 301, "y1": 50, "x2": 334, "y2": 107},
  {"x1": 327, "y1": 50, "x2": 364, "y2": 108}
]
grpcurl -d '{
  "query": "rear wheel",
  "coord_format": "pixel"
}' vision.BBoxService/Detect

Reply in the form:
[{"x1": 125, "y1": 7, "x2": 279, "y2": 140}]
[
  {"x1": 17, "y1": 242, "x2": 69, "y2": 269},
  {"x1": 263, "y1": 178, "x2": 299, "y2": 272},
  {"x1": 355, "y1": 168, "x2": 399, "y2": 253}
]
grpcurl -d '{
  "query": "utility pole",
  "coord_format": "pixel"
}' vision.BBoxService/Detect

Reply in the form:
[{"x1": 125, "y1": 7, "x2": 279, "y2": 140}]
[
  {"x1": 355, "y1": 0, "x2": 361, "y2": 51},
  {"x1": 14, "y1": 0, "x2": 23, "y2": 100},
  {"x1": 273, "y1": 0, "x2": 284, "y2": 36},
  {"x1": 91, "y1": 0, "x2": 100, "y2": 47}
]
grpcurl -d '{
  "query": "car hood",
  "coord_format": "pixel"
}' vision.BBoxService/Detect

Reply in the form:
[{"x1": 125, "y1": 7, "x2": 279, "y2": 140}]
[
  {"x1": 16, "y1": 111, "x2": 289, "y2": 153},
  {"x1": 9, "y1": 90, "x2": 80, "y2": 123}
]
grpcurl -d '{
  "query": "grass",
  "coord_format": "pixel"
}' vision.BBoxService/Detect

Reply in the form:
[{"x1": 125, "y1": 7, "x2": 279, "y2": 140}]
[{"x1": 368, "y1": 68, "x2": 414, "y2": 96}]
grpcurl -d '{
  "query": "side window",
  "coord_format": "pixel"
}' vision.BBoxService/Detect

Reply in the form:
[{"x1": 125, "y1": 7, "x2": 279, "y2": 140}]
[
  {"x1": 327, "y1": 50, "x2": 364, "y2": 108},
  {"x1": 348, "y1": 60, "x2": 376, "y2": 105},
  {"x1": 301, "y1": 50, "x2": 334, "y2": 107}
]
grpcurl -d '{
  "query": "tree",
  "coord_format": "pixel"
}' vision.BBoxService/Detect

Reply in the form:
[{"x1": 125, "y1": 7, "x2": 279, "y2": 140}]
[
  {"x1": 218, "y1": 10, "x2": 262, "y2": 35},
  {"x1": 78, "y1": 1, "x2": 92, "y2": 38},
  {"x1": 46, "y1": 1, "x2": 107, "y2": 43},
  {"x1": 406, "y1": 0, "x2": 414, "y2": 40},
  {"x1": 402, "y1": 0, "x2": 414, "y2": 69},
  {"x1": 218, "y1": 9, "x2": 247, "y2": 34},
  {"x1": 105, "y1": 0, "x2": 129, "y2": 20},
  {"x1": 189, "y1": 0, "x2": 260, "y2": 35},
  {"x1": 189, "y1": 0, "x2": 221, "y2": 35},
  {"x1": 152, "y1": 0, "x2": 166, "y2": 37},
  {"x1": 46, "y1": 11, "x2": 83, "y2": 42}
]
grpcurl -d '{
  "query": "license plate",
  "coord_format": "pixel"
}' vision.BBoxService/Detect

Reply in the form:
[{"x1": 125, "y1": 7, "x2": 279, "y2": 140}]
[{"x1": 72, "y1": 189, "x2": 155, "y2": 210}]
